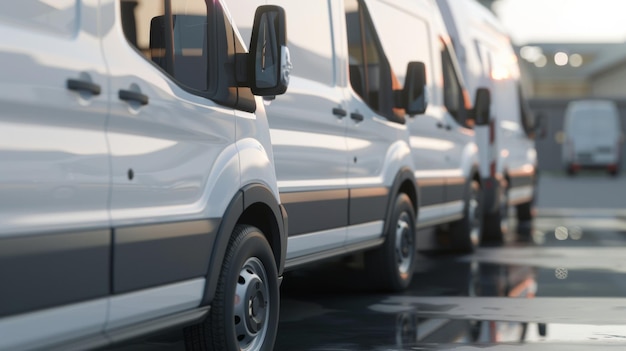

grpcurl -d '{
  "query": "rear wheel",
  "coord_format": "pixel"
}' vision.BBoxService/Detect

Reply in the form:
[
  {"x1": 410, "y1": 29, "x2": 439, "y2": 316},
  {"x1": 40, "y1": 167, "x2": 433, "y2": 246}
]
[
  {"x1": 184, "y1": 225, "x2": 279, "y2": 351},
  {"x1": 365, "y1": 193, "x2": 416, "y2": 292}
]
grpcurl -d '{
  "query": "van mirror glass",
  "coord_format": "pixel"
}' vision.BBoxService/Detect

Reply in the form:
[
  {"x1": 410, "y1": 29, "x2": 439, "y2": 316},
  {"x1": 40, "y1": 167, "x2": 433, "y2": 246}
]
[
  {"x1": 400, "y1": 61, "x2": 428, "y2": 116},
  {"x1": 249, "y1": 5, "x2": 291, "y2": 96},
  {"x1": 473, "y1": 88, "x2": 491, "y2": 126}
]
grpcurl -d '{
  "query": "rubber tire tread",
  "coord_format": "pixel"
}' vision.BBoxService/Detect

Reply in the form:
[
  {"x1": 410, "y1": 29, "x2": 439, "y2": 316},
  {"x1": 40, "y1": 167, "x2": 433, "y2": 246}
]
[
  {"x1": 184, "y1": 225, "x2": 279, "y2": 351},
  {"x1": 365, "y1": 193, "x2": 416, "y2": 292}
]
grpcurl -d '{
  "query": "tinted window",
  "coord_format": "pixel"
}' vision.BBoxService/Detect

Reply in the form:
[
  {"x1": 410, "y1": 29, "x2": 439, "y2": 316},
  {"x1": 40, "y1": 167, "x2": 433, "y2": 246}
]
[
  {"x1": 441, "y1": 40, "x2": 470, "y2": 127},
  {"x1": 345, "y1": 0, "x2": 399, "y2": 121},
  {"x1": 121, "y1": 0, "x2": 209, "y2": 92}
]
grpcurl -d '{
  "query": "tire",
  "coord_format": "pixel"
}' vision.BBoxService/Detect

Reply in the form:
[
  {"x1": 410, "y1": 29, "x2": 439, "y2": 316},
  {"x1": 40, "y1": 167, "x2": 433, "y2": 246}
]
[
  {"x1": 481, "y1": 183, "x2": 508, "y2": 244},
  {"x1": 445, "y1": 179, "x2": 482, "y2": 253},
  {"x1": 184, "y1": 225, "x2": 279, "y2": 351},
  {"x1": 365, "y1": 193, "x2": 416, "y2": 292}
]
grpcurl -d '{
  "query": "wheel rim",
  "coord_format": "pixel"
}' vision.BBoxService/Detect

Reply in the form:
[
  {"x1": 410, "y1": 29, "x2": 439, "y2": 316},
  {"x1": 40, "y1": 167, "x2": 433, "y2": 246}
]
[
  {"x1": 234, "y1": 257, "x2": 270, "y2": 351},
  {"x1": 395, "y1": 212, "x2": 414, "y2": 276},
  {"x1": 468, "y1": 183, "x2": 481, "y2": 247}
]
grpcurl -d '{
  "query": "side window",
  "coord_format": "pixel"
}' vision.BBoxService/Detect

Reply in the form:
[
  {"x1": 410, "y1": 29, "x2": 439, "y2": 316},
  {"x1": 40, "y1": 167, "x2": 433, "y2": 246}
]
[
  {"x1": 345, "y1": 0, "x2": 398, "y2": 121},
  {"x1": 121, "y1": 0, "x2": 210, "y2": 92},
  {"x1": 120, "y1": 0, "x2": 254, "y2": 111},
  {"x1": 0, "y1": 0, "x2": 77, "y2": 37},
  {"x1": 440, "y1": 39, "x2": 470, "y2": 127}
]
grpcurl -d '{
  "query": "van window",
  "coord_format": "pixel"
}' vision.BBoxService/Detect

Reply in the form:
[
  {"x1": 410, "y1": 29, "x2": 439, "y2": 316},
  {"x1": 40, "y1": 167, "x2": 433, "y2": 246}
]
[
  {"x1": 345, "y1": 0, "x2": 400, "y2": 122},
  {"x1": 440, "y1": 40, "x2": 470, "y2": 127},
  {"x1": 120, "y1": 0, "x2": 254, "y2": 111},
  {"x1": 0, "y1": 0, "x2": 77, "y2": 37},
  {"x1": 120, "y1": 0, "x2": 210, "y2": 92}
]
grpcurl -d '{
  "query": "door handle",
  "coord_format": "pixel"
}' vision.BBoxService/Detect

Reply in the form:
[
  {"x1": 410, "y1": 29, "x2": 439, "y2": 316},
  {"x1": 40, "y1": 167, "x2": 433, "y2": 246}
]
[
  {"x1": 333, "y1": 107, "x2": 347, "y2": 118},
  {"x1": 66, "y1": 79, "x2": 101, "y2": 95},
  {"x1": 437, "y1": 122, "x2": 451, "y2": 131},
  {"x1": 119, "y1": 89, "x2": 149, "y2": 105},
  {"x1": 350, "y1": 112, "x2": 364, "y2": 122}
]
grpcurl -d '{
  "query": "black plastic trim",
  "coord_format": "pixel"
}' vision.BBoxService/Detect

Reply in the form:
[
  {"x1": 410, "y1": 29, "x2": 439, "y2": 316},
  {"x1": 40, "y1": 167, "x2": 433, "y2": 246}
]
[
  {"x1": 417, "y1": 179, "x2": 446, "y2": 207},
  {"x1": 382, "y1": 168, "x2": 418, "y2": 240},
  {"x1": 113, "y1": 220, "x2": 219, "y2": 294},
  {"x1": 0, "y1": 230, "x2": 110, "y2": 317},
  {"x1": 281, "y1": 189, "x2": 349, "y2": 236},
  {"x1": 509, "y1": 172, "x2": 535, "y2": 188},
  {"x1": 349, "y1": 187, "x2": 389, "y2": 225},
  {"x1": 445, "y1": 177, "x2": 466, "y2": 203},
  {"x1": 201, "y1": 184, "x2": 286, "y2": 306}
]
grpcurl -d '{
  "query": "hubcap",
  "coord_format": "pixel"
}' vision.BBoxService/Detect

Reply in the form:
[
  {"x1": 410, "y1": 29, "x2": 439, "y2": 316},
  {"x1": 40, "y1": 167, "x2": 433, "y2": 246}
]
[
  {"x1": 395, "y1": 212, "x2": 413, "y2": 275},
  {"x1": 234, "y1": 257, "x2": 269, "y2": 351}
]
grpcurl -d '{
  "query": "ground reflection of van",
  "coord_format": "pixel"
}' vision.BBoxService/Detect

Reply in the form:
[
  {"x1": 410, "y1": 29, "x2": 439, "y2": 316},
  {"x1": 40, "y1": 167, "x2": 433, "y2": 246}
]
[{"x1": 562, "y1": 100, "x2": 622, "y2": 176}]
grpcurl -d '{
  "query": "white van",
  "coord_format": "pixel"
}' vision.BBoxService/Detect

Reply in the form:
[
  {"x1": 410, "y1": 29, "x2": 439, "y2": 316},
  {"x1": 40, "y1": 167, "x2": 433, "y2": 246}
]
[
  {"x1": 437, "y1": 0, "x2": 539, "y2": 239},
  {"x1": 229, "y1": 0, "x2": 493, "y2": 270},
  {"x1": 0, "y1": 1, "x2": 289, "y2": 350},
  {"x1": 563, "y1": 99, "x2": 622, "y2": 176}
]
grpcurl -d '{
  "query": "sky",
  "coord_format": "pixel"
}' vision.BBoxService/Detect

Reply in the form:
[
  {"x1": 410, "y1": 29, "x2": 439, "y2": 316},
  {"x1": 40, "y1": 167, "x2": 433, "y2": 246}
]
[{"x1": 492, "y1": 0, "x2": 626, "y2": 44}]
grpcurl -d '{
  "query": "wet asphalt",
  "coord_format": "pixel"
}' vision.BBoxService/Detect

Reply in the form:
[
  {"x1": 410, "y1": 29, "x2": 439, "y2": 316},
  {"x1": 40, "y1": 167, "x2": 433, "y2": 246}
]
[{"x1": 105, "y1": 172, "x2": 626, "y2": 350}]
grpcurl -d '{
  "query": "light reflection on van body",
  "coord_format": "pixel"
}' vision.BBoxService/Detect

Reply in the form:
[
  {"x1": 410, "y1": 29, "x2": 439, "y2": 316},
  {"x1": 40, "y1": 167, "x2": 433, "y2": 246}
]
[{"x1": 562, "y1": 99, "x2": 622, "y2": 176}]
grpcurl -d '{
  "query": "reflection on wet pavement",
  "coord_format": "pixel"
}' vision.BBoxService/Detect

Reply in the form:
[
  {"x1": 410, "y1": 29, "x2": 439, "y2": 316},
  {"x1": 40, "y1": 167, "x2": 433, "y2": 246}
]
[{"x1": 275, "y1": 216, "x2": 626, "y2": 350}]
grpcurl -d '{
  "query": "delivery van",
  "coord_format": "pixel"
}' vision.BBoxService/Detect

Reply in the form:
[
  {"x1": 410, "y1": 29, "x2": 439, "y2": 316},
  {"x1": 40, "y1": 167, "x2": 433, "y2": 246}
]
[
  {"x1": 563, "y1": 99, "x2": 622, "y2": 176},
  {"x1": 229, "y1": 0, "x2": 493, "y2": 274},
  {"x1": 437, "y1": 0, "x2": 539, "y2": 240},
  {"x1": 0, "y1": 1, "x2": 289, "y2": 350}
]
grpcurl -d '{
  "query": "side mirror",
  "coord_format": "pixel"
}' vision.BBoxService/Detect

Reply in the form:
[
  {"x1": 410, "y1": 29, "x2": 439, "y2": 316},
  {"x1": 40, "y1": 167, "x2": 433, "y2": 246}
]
[
  {"x1": 396, "y1": 61, "x2": 427, "y2": 116},
  {"x1": 473, "y1": 88, "x2": 491, "y2": 126},
  {"x1": 248, "y1": 5, "x2": 291, "y2": 96}
]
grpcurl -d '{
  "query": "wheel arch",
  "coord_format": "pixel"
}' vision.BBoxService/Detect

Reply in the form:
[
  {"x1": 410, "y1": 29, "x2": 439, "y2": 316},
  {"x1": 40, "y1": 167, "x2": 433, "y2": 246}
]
[
  {"x1": 383, "y1": 168, "x2": 418, "y2": 236},
  {"x1": 200, "y1": 183, "x2": 287, "y2": 306}
]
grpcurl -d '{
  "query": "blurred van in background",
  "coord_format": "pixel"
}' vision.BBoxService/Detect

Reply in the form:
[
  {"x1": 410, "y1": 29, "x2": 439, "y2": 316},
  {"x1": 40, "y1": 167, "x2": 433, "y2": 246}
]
[
  {"x1": 562, "y1": 100, "x2": 622, "y2": 176},
  {"x1": 437, "y1": 0, "x2": 539, "y2": 240}
]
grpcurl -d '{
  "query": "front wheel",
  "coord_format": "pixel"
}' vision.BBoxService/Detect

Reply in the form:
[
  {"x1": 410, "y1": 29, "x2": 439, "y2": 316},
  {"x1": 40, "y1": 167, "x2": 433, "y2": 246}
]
[
  {"x1": 365, "y1": 193, "x2": 416, "y2": 292},
  {"x1": 184, "y1": 225, "x2": 279, "y2": 351}
]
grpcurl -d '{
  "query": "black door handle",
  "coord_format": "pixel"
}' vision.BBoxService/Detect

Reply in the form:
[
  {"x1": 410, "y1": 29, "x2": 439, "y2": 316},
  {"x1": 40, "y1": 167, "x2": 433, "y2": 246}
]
[
  {"x1": 67, "y1": 79, "x2": 101, "y2": 95},
  {"x1": 437, "y1": 122, "x2": 451, "y2": 131},
  {"x1": 350, "y1": 113, "x2": 364, "y2": 122},
  {"x1": 333, "y1": 107, "x2": 347, "y2": 118},
  {"x1": 119, "y1": 89, "x2": 149, "y2": 105}
]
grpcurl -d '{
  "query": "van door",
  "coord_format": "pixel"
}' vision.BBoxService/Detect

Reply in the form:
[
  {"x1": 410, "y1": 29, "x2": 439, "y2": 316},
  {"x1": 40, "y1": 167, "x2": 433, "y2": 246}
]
[
  {"x1": 343, "y1": 0, "x2": 405, "y2": 244},
  {"x1": 0, "y1": 0, "x2": 110, "y2": 346},
  {"x1": 102, "y1": 0, "x2": 238, "y2": 328},
  {"x1": 265, "y1": 0, "x2": 350, "y2": 260},
  {"x1": 224, "y1": 0, "x2": 350, "y2": 264},
  {"x1": 439, "y1": 40, "x2": 475, "y2": 216}
]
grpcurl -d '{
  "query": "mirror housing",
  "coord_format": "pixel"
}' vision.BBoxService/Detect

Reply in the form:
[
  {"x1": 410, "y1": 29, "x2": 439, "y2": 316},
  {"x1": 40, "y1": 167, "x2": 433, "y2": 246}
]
[
  {"x1": 473, "y1": 88, "x2": 491, "y2": 126},
  {"x1": 396, "y1": 61, "x2": 428, "y2": 116},
  {"x1": 248, "y1": 5, "x2": 291, "y2": 96}
]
